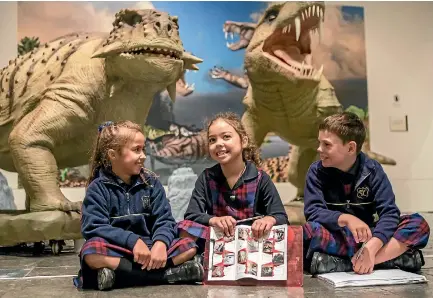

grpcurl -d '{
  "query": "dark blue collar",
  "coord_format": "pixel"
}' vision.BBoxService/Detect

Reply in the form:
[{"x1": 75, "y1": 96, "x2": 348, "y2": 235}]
[
  {"x1": 97, "y1": 167, "x2": 146, "y2": 189},
  {"x1": 318, "y1": 152, "x2": 371, "y2": 185},
  {"x1": 207, "y1": 161, "x2": 259, "y2": 184}
]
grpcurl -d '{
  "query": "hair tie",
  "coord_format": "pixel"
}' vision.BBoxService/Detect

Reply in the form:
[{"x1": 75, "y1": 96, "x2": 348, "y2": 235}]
[{"x1": 98, "y1": 121, "x2": 114, "y2": 133}]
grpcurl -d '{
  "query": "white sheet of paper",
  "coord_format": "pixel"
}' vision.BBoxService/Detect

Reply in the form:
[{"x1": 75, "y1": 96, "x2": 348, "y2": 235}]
[{"x1": 317, "y1": 269, "x2": 428, "y2": 288}]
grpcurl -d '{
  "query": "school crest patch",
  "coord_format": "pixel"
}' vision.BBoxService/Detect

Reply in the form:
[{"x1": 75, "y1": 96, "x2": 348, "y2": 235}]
[
  {"x1": 356, "y1": 186, "x2": 369, "y2": 199},
  {"x1": 142, "y1": 195, "x2": 151, "y2": 210}
]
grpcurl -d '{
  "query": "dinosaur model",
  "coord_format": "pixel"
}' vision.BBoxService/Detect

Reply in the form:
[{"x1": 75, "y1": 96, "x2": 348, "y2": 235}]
[
  {"x1": 211, "y1": 1, "x2": 395, "y2": 200},
  {"x1": 0, "y1": 8, "x2": 202, "y2": 213}
]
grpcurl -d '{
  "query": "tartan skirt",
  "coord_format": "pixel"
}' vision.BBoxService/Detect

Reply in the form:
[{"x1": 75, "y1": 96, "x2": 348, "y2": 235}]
[
  {"x1": 303, "y1": 212, "x2": 430, "y2": 260},
  {"x1": 73, "y1": 236, "x2": 198, "y2": 289},
  {"x1": 176, "y1": 219, "x2": 210, "y2": 253}
]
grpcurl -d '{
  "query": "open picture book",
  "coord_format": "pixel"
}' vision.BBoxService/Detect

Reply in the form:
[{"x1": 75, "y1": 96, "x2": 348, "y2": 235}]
[{"x1": 205, "y1": 224, "x2": 288, "y2": 282}]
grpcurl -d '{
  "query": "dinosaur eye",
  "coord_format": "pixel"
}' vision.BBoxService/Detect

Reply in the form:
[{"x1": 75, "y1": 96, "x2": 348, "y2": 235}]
[
  {"x1": 117, "y1": 11, "x2": 143, "y2": 27},
  {"x1": 131, "y1": 14, "x2": 142, "y2": 24},
  {"x1": 264, "y1": 10, "x2": 278, "y2": 23}
]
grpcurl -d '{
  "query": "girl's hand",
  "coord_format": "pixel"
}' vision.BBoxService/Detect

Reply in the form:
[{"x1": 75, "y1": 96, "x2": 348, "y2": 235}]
[
  {"x1": 133, "y1": 238, "x2": 151, "y2": 268},
  {"x1": 147, "y1": 241, "x2": 168, "y2": 270},
  {"x1": 209, "y1": 216, "x2": 237, "y2": 236},
  {"x1": 251, "y1": 216, "x2": 276, "y2": 239}
]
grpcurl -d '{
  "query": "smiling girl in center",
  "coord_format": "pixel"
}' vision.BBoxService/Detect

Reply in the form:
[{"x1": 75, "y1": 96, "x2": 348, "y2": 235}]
[{"x1": 177, "y1": 112, "x2": 289, "y2": 254}]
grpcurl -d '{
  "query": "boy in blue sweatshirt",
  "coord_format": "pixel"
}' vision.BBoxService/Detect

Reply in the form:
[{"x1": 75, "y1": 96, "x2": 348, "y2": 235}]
[{"x1": 303, "y1": 112, "x2": 430, "y2": 275}]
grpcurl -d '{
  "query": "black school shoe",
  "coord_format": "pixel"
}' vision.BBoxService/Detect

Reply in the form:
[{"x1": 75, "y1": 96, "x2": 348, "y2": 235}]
[
  {"x1": 193, "y1": 253, "x2": 204, "y2": 265},
  {"x1": 375, "y1": 249, "x2": 425, "y2": 273},
  {"x1": 309, "y1": 252, "x2": 353, "y2": 275},
  {"x1": 164, "y1": 260, "x2": 204, "y2": 283},
  {"x1": 97, "y1": 267, "x2": 116, "y2": 291}
]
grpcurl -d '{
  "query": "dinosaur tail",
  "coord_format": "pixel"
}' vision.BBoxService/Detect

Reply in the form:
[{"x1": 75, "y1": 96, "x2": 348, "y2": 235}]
[{"x1": 363, "y1": 150, "x2": 397, "y2": 165}]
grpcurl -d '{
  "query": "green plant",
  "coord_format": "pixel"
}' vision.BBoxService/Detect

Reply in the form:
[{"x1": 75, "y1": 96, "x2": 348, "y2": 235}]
[
  {"x1": 345, "y1": 105, "x2": 366, "y2": 120},
  {"x1": 18, "y1": 36, "x2": 41, "y2": 55},
  {"x1": 60, "y1": 168, "x2": 69, "y2": 182}
]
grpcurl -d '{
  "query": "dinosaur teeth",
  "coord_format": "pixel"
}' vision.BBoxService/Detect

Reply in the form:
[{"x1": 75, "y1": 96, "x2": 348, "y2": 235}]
[
  {"x1": 294, "y1": 16, "x2": 301, "y2": 41},
  {"x1": 184, "y1": 83, "x2": 195, "y2": 90}
]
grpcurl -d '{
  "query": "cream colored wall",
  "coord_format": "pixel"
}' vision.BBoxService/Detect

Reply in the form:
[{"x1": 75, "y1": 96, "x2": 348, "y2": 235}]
[
  {"x1": 339, "y1": 1, "x2": 433, "y2": 212},
  {"x1": 0, "y1": 2, "x2": 23, "y2": 208},
  {"x1": 1, "y1": 1, "x2": 433, "y2": 212}
]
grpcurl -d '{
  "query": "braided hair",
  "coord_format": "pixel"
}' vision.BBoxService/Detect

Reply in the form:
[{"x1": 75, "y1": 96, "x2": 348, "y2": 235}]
[{"x1": 87, "y1": 120, "x2": 155, "y2": 186}]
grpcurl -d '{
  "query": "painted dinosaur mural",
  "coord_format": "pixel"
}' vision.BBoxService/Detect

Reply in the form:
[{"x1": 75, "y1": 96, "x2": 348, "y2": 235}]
[
  {"x1": 0, "y1": 8, "x2": 202, "y2": 212},
  {"x1": 146, "y1": 123, "x2": 206, "y2": 167},
  {"x1": 208, "y1": 1, "x2": 396, "y2": 200}
]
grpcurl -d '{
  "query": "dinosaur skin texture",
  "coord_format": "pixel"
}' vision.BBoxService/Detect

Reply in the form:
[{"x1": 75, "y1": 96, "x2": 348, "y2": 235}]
[
  {"x1": 0, "y1": 8, "x2": 202, "y2": 212},
  {"x1": 211, "y1": 1, "x2": 396, "y2": 200}
]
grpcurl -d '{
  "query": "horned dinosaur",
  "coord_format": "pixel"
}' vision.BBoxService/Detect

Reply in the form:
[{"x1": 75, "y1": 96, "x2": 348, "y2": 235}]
[
  {"x1": 0, "y1": 8, "x2": 202, "y2": 213},
  {"x1": 210, "y1": 1, "x2": 395, "y2": 200}
]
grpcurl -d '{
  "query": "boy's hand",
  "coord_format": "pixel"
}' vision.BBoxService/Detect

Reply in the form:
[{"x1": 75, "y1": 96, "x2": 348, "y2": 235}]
[
  {"x1": 339, "y1": 214, "x2": 372, "y2": 243},
  {"x1": 133, "y1": 238, "x2": 151, "y2": 268},
  {"x1": 251, "y1": 216, "x2": 276, "y2": 240},
  {"x1": 146, "y1": 241, "x2": 168, "y2": 270},
  {"x1": 209, "y1": 216, "x2": 237, "y2": 236},
  {"x1": 351, "y1": 244, "x2": 375, "y2": 275}
]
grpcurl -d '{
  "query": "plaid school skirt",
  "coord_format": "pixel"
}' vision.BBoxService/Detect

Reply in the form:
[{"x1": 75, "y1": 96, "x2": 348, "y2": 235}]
[
  {"x1": 176, "y1": 220, "x2": 210, "y2": 253},
  {"x1": 303, "y1": 213, "x2": 430, "y2": 260},
  {"x1": 73, "y1": 236, "x2": 197, "y2": 289}
]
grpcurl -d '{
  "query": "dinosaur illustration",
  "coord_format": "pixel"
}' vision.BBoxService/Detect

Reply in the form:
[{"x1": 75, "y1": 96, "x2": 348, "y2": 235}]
[
  {"x1": 174, "y1": 70, "x2": 195, "y2": 97},
  {"x1": 210, "y1": 1, "x2": 395, "y2": 200},
  {"x1": 223, "y1": 21, "x2": 256, "y2": 51},
  {"x1": 0, "y1": 8, "x2": 202, "y2": 213},
  {"x1": 146, "y1": 123, "x2": 206, "y2": 167},
  {"x1": 209, "y1": 66, "x2": 249, "y2": 89}
]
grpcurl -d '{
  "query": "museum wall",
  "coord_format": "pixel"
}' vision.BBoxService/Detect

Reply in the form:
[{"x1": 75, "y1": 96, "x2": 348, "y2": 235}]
[
  {"x1": 0, "y1": 1, "x2": 432, "y2": 212},
  {"x1": 345, "y1": 0, "x2": 433, "y2": 212}
]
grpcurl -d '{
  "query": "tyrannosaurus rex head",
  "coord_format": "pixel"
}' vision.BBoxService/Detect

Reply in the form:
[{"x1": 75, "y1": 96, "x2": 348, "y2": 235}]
[
  {"x1": 92, "y1": 9, "x2": 202, "y2": 101},
  {"x1": 245, "y1": 1, "x2": 324, "y2": 84}
]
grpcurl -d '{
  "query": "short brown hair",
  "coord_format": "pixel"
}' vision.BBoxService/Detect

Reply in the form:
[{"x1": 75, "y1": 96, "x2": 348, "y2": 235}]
[
  {"x1": 319, "y1": 112, "x2": 366, "y2": 154},
  {"x1": 205, "y1": 112, "x2": 262, "y2": 168}
]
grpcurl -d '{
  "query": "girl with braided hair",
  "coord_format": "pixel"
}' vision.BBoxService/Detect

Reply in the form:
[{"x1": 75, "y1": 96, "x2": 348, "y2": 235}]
[{"x1": 74, "y1": 120, "x2": 203, "y2": 291}]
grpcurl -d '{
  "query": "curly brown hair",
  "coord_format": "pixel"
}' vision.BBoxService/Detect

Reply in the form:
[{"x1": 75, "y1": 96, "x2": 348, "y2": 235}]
[
  {"x1": 87, "y1": 120, "x2": 155, "y2": 186},
  {"x1": 205, "y1": 112, "x2": 262, "y2": 168}
]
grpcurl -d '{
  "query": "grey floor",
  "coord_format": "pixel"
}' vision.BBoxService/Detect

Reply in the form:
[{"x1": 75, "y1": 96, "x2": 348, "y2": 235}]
[{"x1": 1, "y1": 214, "x2": 432, "y2": 298}]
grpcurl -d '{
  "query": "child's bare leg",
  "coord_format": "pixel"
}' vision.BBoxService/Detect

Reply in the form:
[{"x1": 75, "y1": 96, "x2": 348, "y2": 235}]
[
  {"x1": 84, "y1": 254, "x2": 121, "y2": 270},
  {"x1": 374, "y1": 237, "x2": 408, "y2": 264},
  {"x1": 179, "y1": 230, "x2": 198, "y2": 241},
  {"x1": 172, "y1": 247, "x2": 197, "y2": 265}
]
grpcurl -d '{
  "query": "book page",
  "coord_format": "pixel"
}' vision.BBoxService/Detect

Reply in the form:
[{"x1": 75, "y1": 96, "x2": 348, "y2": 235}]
[
  {"x1": 235, "y1": 225, "x2": 259, "y2": 280},
  {"x1": 257, "y1": 225, "x2": 288, "y2": 280},
  {"x1": 206, "y1": 227, "x2": 238, "y2": 281}
]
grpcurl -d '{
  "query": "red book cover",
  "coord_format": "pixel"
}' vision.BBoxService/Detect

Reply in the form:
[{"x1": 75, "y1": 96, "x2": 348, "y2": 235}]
[{"x1": 202, "y1": 225, "x2": 303, "y2": 287}]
